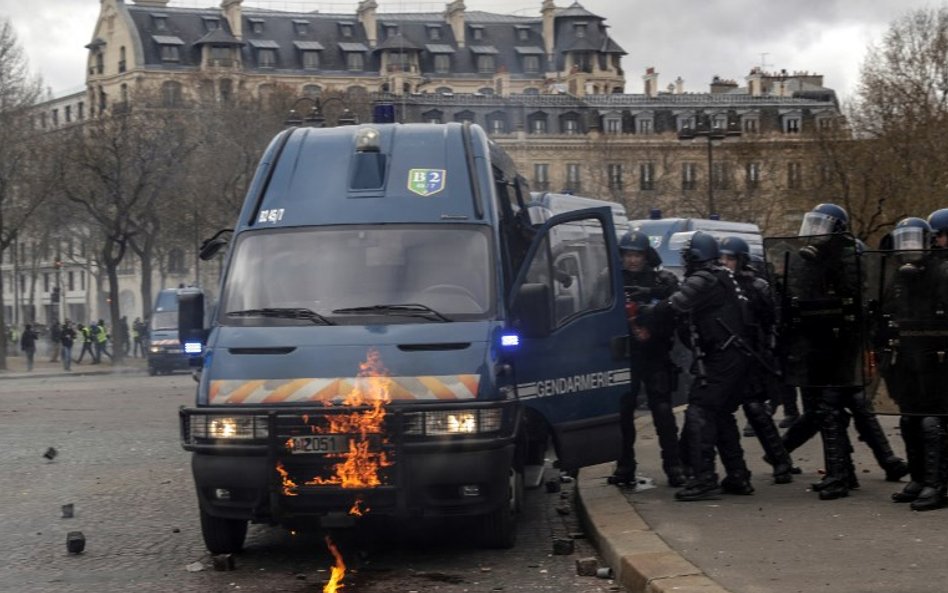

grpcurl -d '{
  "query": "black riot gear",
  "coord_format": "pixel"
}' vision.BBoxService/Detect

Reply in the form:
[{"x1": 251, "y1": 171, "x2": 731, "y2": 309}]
[
  {"x1": 619, "y1": 231, "x2": 650, "y2": 253},
  {"x1": 798, "y1": 203, "x2": 849, "y2": 261},
  {"x1": 682, "y1": 231, "x2": 720, "y2": 268},
  {"x1": 927, "y1": 208, "x2": 948, "y2": 245}
]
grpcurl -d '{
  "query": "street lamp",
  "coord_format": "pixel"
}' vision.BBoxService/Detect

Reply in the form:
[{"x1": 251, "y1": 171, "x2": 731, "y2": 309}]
[
  {"x1": 284, "y1": 96, "x2": 358, "y2": 128},
  {"x1": 678, "y1": 116, "x2": 741, "y2": 218}
]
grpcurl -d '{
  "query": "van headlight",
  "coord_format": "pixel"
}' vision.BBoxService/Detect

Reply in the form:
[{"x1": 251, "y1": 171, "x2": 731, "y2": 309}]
[
  {"x1": 404, "y1": 408, "x2": 503, "y2": 436},
  {"x1": 188, "y1": 415, "x2": 269, "y2": 441}
]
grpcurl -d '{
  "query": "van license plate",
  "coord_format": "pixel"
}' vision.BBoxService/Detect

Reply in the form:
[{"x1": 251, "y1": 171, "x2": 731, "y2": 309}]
[{"x1": 288, "y1": 435, "x2": 349, "y2": 455}]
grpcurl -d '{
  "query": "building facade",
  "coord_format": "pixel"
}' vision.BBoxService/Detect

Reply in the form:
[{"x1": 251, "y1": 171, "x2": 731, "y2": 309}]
[{"x1": 12, "y1": 0, "x2": 842, "y2": 327}]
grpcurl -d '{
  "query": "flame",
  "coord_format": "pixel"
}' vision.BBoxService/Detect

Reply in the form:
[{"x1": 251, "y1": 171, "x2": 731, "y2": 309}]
[
  {"x1": 276, "y1": 461, "x2": 299, "y2": 496},
  {"x1": 323, "y1": 536, "x2": 346, "y2": 593},
  {"x1": 348, "y1": 496, "x2": 369, "y2": 517}
]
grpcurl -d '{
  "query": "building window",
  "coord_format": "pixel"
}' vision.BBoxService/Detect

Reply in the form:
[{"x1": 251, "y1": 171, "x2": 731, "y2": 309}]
[
  {"x1": 529, "y1": 114, "x2": 547, "y2": 134},
  {"x1": 98, "y1": 88, "x2": 107, "y2": 112},
  {"x1": 422, "y1": 110, "x2": 443, "y2": 124},
  {"x1": 220, "y1": 78, "x2": 233, "y2": 103},
  {"x1": 65, "y1": 105, "x2": 72, "y2": 122},
  {"x1": 534, "y1": 163, "x2": 549, "y2": 190},
  {"x1": 162, "y1": 81, "x2": 183, "y2": 107},
  {"x1": 120, "y1": 83, "x2": 128, "y2": 104},
  {"x1": 682, "y1": 162, "x2": 697, "y2": 190},
  {"x1": 818, "y1": 117, "x2": 833, "y2": 131},
  {"x1": 153, "y1": 16, "x2": 167, "y2": 31},
  {"x1": 294, "y1": 21, "x2": 308, "y2": 36},
  {"x1": 517, "y1": 27, "x2": 530, "y2": 42},
  {"x1": 303, "y1": 84, "x2": 321, "y2": 98},
  {"x1": 257, "y1": 48, "x2": 275, "y2": 68},
  {"x1": 250, "y1": 20, "x2": 264, "y2": 34},
  {"x1": 677, "y1": 115, "x2": 696, "y2": 131},
  {"x1": 385, "y1": 25, "x2": 398, "y2": 37},
  {"x1": 523, "y1": 87, "x2": 540, "y2": 95},
  {"x1": 210, "y1": 46, "x2": 232, "y2": 65},
  {"x1": 43, "y1": 273, "x2": 50, "y2": 293},
  {"x1": 95, "y1": 52, "x2": 104, "y2": 74},
  {"x1": 428, "y1": 26, "x2": 441, "y2": 41},
  {"x1": 160, "y1": 45, "x2": 179, "y2": 62},
  {"x1": 68, "y1": 271, "x2": 75, "y2": 291},
  {"x1": 302, "y1": 50, "x2": 319, "y2": 69},
  {"x1": 562, "y1": 118, "x2": 579, "y2": 135},
  {"x1": 77, "y1": 102, "x2": 84, "y2": 119},
  {"x1": 489, "y1": 117, "x2": 506, "y2": 135},
  {"x1": 52, "y1": 109, "x2": 59, "y2": 126},
  {"x1": 746, "y1": 162, "x2": 761, "y2": 188},
  {"x1": 636, "y1": 118, "x2": 653, "y2": 134},
  {"x1": 434, "y1": 54, "x2": 450, "y2": 74},
  {"x1": 454, "y1": 111, "x2": 475, "y2": 125},
  {"x1": 604, "y1": 117, "x2": 621, "y2": 134},
  {"x1": 574, "y1": 23, "x2": 587, "y2": 38},
  {"x1": 119, "y1": 46, "x2": 126, "y2": 73},
  {"x1": 785, "y1": 117, "x2": 801, "y2": 133},
  {"x1": 523, "y1": 55, "x2": 540, "y2": 74},
  {"x1": 743, "y1": 117, "x2": 759, "y2": 133},
  {"x1": 712, "y1": 115, "x2": 728, "y2": 130},
  {"x1": 204, "y1": 17, "x2": 220, "y2": 31},
  {"x1": 820, "y1": 164, "x2": 833, "y2": 187},
  {"x1": 476, "y1": 55, "x2": 495, "y2": 74},
  {"x1": 81, "y1": 270, "x2": 86, "y2": 291},
  {"x1": 347, "y1": 52, "x2": 364, "y2": 71},
  {"x1": 566, "y1": 163, "x2": 581, "y2": 191},
  {"x1": 471, "y1": 27, "x2": 483, "y2": 41},
  {"x1": 608, "y1": 164, "x2": 623, "y2": 189},
  {"x1": 712, "y1": 162, "x2": 730, "y2": 190},
  {"x1": 640, "y1": 163, "x2": 655, "y2": 191},
  {"x1": 788, "y1": 162, "x2": 802, "y2": 189},
  {"x1": 340, "y1": 24, "x2": 353, "y2": 38}
]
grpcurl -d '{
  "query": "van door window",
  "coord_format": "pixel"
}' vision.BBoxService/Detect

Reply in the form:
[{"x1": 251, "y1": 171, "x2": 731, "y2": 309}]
[{"x1": 522, "y1": 217, "x2": 613, "y2": 327}]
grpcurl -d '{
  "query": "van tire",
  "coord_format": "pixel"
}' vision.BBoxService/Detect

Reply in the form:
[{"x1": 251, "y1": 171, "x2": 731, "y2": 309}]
[
  {"x1": 147, "y1": 365, "x2": 157, "y2": 376},
  {"x1": 199, "y1": 507, "x2": 248, "y2": 554},
  {"x1": 479, "y1": 467, "x2": 522, "y2": 549}
]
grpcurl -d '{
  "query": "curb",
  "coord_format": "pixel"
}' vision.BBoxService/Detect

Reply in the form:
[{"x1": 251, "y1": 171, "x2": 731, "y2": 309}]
[
  {"x1": 0, "y1": 367, "x2": 145, "y2": 381},
  {"x1": 576, "y1": 415, "x2": 731, "y2": 593}
]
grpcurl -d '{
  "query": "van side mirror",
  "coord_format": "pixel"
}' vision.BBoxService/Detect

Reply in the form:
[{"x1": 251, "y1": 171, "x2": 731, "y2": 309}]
[
  {"x1": 199, "y1": 229, "x2": 233, "y2": 261},
  {"x1": 178, "y1": 289, "x2": 206, "y2": 360},
  {"x1": 512, "y1": 283, "x2": 552, "y2": 339}
]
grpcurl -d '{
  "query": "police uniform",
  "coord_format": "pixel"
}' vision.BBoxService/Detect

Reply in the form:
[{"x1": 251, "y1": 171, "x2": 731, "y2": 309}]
[
  {"x1": 653, "y1": 232, "x2": 753, "y2": 501},
  {"x1": 610, "y1": 231, "x2": 684, "y2": 487}
]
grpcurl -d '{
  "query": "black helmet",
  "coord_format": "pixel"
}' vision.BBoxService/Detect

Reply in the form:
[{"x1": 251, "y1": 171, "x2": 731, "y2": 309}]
[
  {"x1": 619, "y1": 231, "x2": 650, "y2": 253},
  {"x1": 683, "y1": 231, "x2": 720, "y2": 264},
  {"x1": 892, "y1": 217, "x2": 932, "y2": 251},
  {"x1": 927, "y1": 208, "x2": 948, "y2": 238},
  {"x1": 799, "y1": 203, "x2": 849, "y2": 236},
  {"x1": 718, "y1": 236, "x2": 750, "y2": 258}
]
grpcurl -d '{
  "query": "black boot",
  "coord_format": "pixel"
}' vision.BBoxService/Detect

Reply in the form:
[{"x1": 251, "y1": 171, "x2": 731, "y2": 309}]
[
  {"x1": 851, "y1": 396, "x2": 908, "y2": 481},
  {"x1": 893, "y1": 481, "x2": 924, "y2": 503},
  {"x1": 607, "y1": 463, "x2": 637, "y2": 486},
  {"x1": 816, "y1": 402, "x2": 852, "y2": 500},
  {"x1": 746, "y1": 400, "x2": 794, "y2": 484},
  {"x1": 910, "y1": 418, "x2": 947, "y2": 511},
  {"x1": 676, "y1": 405, "x2": 719, "y2": 501},
  {"x1": 893, "y1": 416, "x2": 925, "y2": 503},
  {"x1": 664, "y1": 464, "x2": 687, "y2": 488},
  {"x1": 609, "y1": 392, "x2": 638, "y2": 487},
  {"x1": 721, "y1": 471, "x2": 755, "y2": 495},
  {"x1": 675, "y1": 473, "x2": 721, "y2": 501}
]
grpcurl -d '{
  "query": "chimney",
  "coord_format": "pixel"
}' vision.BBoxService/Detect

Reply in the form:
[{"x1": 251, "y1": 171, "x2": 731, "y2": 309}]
[
  {"x1": 542, "y1": 0, "x2": 556, "y2": 59},
  {"x1": 357, "y1": 0, "x2": 378, "y2": 48},
  {"x1": 675, "y1": 76, "x2": 684, "y2": 94},
  {"x1": 643, "y1": 67, "x2": 658, "y2": 98},
  {"x1": 746, "y1": 67, "x2": 762, "y2": 96},
  {"x1": 222, "y1": 0, "x2": 242, "y2": 39},
  {"x1": 445, "y1": 1, "x2": 466, "y2": 48}
]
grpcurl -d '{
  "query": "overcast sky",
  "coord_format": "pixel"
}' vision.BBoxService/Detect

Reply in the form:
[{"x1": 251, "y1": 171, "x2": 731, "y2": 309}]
[{"x1": 0, "y1": 0, "x2": 933, "y2": 101}]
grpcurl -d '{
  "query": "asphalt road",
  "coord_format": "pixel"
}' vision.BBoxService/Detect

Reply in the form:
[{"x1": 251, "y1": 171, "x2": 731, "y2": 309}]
[{"x1": 0, "y1": 372, "x2": 624, "y2": 593}]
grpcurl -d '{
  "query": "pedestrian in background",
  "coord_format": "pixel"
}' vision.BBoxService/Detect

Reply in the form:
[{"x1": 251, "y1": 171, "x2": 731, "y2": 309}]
[
  {"x1": 75, "y1": 323, "x2": 96, "y2": 364},
  {"x1": 95, "y1": 319, "x2": 112, "y2": 363},
  {"x1": 49, "y1": 321, "x2": 62, "y2": 362},
  {"x1": 60, "y1": 320, "x2": 76, "y2": 371},
  {"x1": 119, "y1": 316, "x2": 131, "y2": 356},
  {"x1": 20, "y1": 323, "x2": 38, "y2": 371}
]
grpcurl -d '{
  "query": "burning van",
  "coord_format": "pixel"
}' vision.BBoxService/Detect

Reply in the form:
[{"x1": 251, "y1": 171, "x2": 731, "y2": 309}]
[{"x1": 179, "y1": 122, "x2": 632, "y2": 553}]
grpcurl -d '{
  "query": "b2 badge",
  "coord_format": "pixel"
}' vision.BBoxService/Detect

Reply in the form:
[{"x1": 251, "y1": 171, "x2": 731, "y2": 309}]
[{"x1": 407, "y1": 169, "x2": 446, "y2": 197}]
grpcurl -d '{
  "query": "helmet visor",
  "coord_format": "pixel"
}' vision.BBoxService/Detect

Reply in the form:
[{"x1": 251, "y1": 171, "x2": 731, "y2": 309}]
[
  {"x1": 892, "y1": 226, "x2": 926, "y2": 251},
  {"x1": 798, "y1": 212, "x2": 836, "y2": 237}
]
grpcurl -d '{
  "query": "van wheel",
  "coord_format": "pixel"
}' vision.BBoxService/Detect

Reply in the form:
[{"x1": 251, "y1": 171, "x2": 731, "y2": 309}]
[
  {"x1": 147, "y1": 365, "x2": 157, "y2": 376},
  {"x1": 479, "y1": 467, "x2": 522, "y2": 549},
  {"x1": 199, "y1": 507, "x2": 248, "y2": 554}
]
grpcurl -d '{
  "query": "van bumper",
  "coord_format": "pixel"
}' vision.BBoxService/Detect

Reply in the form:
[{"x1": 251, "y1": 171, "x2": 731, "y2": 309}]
[{"x1": 183, "y1": 403, "x2": 518, "y2": 523}]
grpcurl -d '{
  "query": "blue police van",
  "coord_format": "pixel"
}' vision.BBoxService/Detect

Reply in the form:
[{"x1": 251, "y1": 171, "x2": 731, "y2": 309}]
[
  {"x1": 178, "y1": 123, "x2": 632, "y2": 552},
  {"x1": 146, "y1": 288, "x2": 191, "y2": 376}
]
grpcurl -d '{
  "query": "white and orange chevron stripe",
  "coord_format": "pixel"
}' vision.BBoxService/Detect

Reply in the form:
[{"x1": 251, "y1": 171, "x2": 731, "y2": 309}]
[{"x1": 208, "y1": 375, "x2": 480, "y2": 405}]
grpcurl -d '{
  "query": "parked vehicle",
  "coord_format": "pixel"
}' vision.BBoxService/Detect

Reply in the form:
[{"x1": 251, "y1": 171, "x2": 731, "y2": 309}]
[{"x1": 178, "y1": 122, "x2": 632, "y2": 553}]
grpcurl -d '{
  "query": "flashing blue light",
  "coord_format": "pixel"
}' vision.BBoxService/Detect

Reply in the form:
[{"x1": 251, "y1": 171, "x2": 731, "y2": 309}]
[
  {"x1": 184, "y1": 342, "x2": 203, "y2": 355},
  {"x1": 501, "y1": 334, "x2": 520, "y2": 347}
]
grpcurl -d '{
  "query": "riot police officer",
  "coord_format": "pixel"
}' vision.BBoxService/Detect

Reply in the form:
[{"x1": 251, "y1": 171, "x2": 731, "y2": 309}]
[
  {"x1": 884, "y1": 217, "x2": 948, "y2": 510},
  {"x1": 609, "y1": 231, "x2": 684, "y2": 487},
  {"x1": 649, "y1": 231, "x2": 753, "y2": 501},
  {"x1": 719, "y1": 236, "x2": 794, "y2": 484},
  {"x1": 929, "y1": 208, "x2": 948, "y2": 249}
]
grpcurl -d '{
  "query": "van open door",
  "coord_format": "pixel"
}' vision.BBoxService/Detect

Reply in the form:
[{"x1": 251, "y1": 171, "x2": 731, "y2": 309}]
[{"x1": 508, "y1": 207, "x2": 629, "y2": 471}]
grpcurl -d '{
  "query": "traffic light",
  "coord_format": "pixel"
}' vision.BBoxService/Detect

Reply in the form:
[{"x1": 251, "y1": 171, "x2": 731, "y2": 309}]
[{"x1": 51, "y1": 286, "x2": 61, "y2": 302}]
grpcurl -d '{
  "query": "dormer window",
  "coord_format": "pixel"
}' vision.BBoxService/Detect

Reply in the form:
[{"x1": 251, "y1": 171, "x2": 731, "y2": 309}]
[
  {"x1": 516, "y1": 25, "x2": 530, "y2": 42},
  {"x1": 426, "y1": 24, "x2": 442, "y2": 41},
  {"x1": 385, "y1": 25, "x2": 398, "y2": 37},
  {"x1": 340, "y1": 23, "x2": 354, "y2": 38},
  {"x1": 152, "y1": 14, "x2": 168, "y2": 31},
  {"x1": 154, "y1": 35, "x2": 184, "y2": 62},
  {"x1": 471, "y1": 25, "x2": 484, "y2": 41},
  {"x1": 248, "y1": 18, "x2": 265, "y2": 34},
  {"x1": 574, "y1": 22, "x2": 587, "y2": 38},
  {"x1": 203, "y1": 17, "x2": 220, "y2": 32},
  {"x1": 293, "y1": 20, "x2": 309, "y2": 36}
]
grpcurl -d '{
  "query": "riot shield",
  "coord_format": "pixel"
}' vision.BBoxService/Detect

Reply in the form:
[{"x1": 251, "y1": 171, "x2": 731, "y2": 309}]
[
  {"x1": 764, "y1": 233, "x2": 866, "y2": 388},
  {"x1": 863, "y1": 249, "x2": 948, "y2": 416}
]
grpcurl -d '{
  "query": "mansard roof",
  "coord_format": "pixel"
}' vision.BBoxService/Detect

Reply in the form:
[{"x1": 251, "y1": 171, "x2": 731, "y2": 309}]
[{"x1": 122, "y1": 3, "x2": 622, "y2": 79}]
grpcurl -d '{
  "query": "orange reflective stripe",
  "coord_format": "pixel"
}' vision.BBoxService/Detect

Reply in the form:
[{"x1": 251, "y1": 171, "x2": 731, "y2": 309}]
[
  {"x1": 417, "y1": 376, "x2": 456, "y2": 400},
  {"x1": 261, "y1": 378, "x2": 312, "y2": 404}
]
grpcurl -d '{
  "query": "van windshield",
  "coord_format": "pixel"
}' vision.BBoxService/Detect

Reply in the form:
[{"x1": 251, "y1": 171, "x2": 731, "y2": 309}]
[
  {"x1": 151, "y1": 290, "x2": 179, "y2": 331},
  {"x1": 221, "y1": 225, "x2": 494, "y2": 324}
]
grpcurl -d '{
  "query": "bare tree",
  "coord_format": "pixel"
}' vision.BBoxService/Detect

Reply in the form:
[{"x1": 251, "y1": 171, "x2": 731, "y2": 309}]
[{"x1": 0, "y1": 18, "x2": 45, "y2": 368}]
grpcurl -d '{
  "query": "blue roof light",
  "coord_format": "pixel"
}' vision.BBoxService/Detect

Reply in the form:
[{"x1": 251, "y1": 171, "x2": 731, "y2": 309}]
[
  {"x1": 501, "y1": 334, "x2": 520, "y2": 347},
  {"x1": 184, "y1": 342, "x2": 203, "y2": 354}
]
